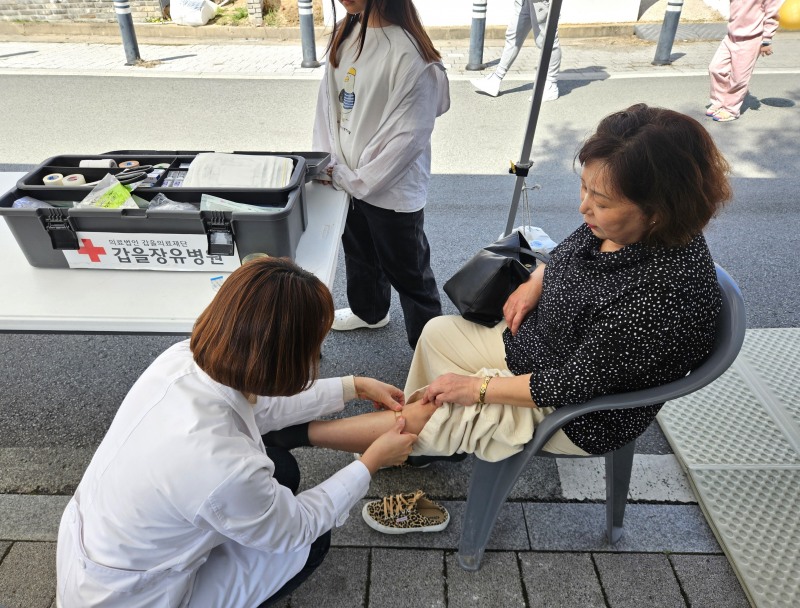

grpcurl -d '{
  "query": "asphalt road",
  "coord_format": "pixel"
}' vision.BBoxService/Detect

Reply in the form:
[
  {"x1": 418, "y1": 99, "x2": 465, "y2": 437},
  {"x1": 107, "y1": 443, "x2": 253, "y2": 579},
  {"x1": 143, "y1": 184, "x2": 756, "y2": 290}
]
[{"x1": 1, "y1": 72, "x2": 798, "y2": 460}]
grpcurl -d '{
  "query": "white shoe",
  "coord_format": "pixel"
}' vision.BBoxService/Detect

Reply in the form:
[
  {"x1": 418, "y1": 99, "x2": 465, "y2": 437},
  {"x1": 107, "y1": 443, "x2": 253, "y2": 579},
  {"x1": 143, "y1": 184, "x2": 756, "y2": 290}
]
[
  {"x1": 528, "y1": 82, "x2": 559, "y2": 103},
  {"x1": 332, "y1": 308, "x2": 390, "y2": 331},
  {"x1": 470, "y1": 74, "x2": 501, "y2": 97}
]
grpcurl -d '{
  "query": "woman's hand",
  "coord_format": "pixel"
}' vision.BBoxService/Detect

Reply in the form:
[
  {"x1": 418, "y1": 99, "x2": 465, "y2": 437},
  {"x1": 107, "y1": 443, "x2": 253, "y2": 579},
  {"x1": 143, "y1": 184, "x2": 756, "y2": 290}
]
[
  {"x1": 354, "y1": 377, "x2": 405, "y2": 412},
  {"x1": 503, "y1": 265, "x2": 544, "y2": 335},
  {"x1": 359, "y1": 418, "x2": 418, "y2": 474},
  {"x1": 421, "y1": 373, "x2": 482, "y2": 408},
  {"x1": 314, "y1": 164, "x2": 335, "y2": 186}
]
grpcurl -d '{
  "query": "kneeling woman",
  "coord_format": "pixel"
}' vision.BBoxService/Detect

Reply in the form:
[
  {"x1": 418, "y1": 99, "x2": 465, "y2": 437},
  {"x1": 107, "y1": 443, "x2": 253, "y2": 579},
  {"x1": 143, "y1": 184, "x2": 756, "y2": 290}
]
[
  {"x1": 301, "y1": 104, "x2": 732, "y2": 462},
  {"x1": 56, "y1": 258, "x2": 416, "y2": 607}
]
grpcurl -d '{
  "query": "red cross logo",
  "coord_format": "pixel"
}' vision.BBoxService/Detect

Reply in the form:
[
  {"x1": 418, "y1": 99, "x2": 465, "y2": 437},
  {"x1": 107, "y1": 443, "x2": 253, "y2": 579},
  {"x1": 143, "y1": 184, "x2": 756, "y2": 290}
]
[{"x1": 77, "y1": 238, "x2": 107, "y2": 262}]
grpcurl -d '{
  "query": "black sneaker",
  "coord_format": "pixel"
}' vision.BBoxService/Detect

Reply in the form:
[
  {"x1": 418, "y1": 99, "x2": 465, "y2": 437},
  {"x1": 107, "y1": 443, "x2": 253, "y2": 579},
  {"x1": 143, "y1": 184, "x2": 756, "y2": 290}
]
[
  {"x1": 405, "y1": 452, "x2": 469, "y2": 467},
  {"x1": 354, "y1": 452, "x2": 468, "y2": 470},
  {"x1": 353, "y1": 453, "x2": 430, "y2": 470}
]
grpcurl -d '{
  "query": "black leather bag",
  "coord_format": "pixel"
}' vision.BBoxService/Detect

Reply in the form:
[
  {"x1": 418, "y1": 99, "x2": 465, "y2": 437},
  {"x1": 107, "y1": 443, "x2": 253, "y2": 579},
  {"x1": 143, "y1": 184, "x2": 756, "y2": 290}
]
[{"x1": 443, "y1": 231, "x2": 549, "y2": 327}]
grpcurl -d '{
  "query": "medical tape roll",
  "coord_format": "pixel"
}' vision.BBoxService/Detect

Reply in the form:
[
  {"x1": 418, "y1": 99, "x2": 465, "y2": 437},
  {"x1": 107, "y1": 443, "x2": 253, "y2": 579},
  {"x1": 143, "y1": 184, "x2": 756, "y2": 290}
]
[
  {"x1": 43, "y1": 173, "x2": 64, "y2": 186},
  {"x1": 119, "y1": 160, "x2": 140, "y2": 169},
  {"x1": 63, "y1": 174, "x2": 87, "y2": 186},
  {"x1": 79, "y1": 159, "x2": 117, "y2": 168}
]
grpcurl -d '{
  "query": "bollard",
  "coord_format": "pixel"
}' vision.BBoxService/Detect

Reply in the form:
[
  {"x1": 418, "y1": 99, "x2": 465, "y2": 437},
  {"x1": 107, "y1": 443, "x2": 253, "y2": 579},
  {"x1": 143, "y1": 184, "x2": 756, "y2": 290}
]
[
  {"x1": 652, "y1": 0, "x2": 684, "y2": 65},
  {"x1": 298, "y1": 0, "x2": 320, "y2": 68},
  {"x1": 113, "y1": 0, "x2": 141, "y2": 65},
  {"x1": 466, "y1": 0, "x2": 488, "y2": 71}
]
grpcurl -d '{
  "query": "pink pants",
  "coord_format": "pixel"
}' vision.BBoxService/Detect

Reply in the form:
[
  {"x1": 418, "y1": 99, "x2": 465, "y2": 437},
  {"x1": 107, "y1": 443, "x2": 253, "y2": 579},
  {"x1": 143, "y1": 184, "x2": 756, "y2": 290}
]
[{"x1": 708, "y1": 34, "x2": 762, "y2": 117}]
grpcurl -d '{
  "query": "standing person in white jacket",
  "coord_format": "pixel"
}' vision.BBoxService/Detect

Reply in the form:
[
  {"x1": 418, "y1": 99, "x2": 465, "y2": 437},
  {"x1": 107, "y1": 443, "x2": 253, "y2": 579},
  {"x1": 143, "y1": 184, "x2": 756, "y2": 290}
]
[
  {"x1": 56, "y1": 257, "x2": 416, "y2": 607},
  {"x1": 312, "y1": 0, "x2": 450, "y2": 349},
  {"x1": 470, "y1": 0, "x2": 561, "y2": 100}
]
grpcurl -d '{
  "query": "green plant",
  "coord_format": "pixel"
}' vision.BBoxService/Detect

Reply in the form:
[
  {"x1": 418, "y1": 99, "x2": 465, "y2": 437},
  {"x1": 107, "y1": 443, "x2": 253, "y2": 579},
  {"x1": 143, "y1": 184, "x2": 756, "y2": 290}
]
[
  {"x1": 214, "y1": 4, "x2": 250, "y2": 26},
  {"x1": 262, "y1": 8, "x2": 281, "y2": 27}
]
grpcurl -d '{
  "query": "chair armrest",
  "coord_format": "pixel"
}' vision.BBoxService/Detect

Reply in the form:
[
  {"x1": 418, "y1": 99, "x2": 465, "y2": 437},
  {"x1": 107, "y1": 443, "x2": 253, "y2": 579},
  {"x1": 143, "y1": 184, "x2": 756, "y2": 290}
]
[
  {"x1": 525, "y1": 390, "x2": 671, "y2": 456},
  {"x1": 525, "y1": 264, "x2": 746, "y2": 456}
]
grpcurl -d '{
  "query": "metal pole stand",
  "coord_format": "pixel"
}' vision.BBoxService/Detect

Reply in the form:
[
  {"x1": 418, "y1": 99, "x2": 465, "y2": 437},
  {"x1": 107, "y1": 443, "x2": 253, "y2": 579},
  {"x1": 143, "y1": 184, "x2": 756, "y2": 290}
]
[
  {"x1": 503, "y1": 0, "x2": 562, "y2": 237},
  {"x1": 113, "y1": 0, "x2": 141, "y2": 66},
  {"x1": 652, "y1": 0, "x2": 684, "y2": 65},
  {"x1": 298, "y1": 0, "x2": 320, "y2": 68},
  {"x1": 466, "y1": 0, "x2": 488, "y2": 71}
]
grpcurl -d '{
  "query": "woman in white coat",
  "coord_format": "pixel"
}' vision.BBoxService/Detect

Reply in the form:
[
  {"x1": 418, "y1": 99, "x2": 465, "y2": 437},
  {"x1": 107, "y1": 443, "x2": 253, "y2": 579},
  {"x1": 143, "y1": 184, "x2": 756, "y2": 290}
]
[{"x1": 56, "y1": 257, "x2": 417, "y2": 607}]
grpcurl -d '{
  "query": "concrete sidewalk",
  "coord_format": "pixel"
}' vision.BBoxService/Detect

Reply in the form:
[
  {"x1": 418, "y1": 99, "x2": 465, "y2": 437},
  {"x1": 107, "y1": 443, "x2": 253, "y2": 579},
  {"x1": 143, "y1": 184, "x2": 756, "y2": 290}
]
[
  {"x1": 0, "y1": 27, "x2": 798, "y2": 82},
  {"x1": 0, "y1": 446, "x2": 751, "y2": 608}
]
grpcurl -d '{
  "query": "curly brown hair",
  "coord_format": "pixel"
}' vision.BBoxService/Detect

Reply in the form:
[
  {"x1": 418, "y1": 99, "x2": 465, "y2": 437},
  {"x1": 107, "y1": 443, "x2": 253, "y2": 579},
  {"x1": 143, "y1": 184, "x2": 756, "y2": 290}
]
[
  {"x1": 191, "y1": 257, "x2": 333, "y2": 397},
  {"x1": 577, "y1": 104, "x2": 732, "y2": 247}
]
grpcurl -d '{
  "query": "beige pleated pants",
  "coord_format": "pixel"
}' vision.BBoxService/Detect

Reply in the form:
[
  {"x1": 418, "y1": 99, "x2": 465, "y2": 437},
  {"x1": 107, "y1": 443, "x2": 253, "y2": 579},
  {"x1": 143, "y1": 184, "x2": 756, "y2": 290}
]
[{"x1": 405, "y1": 315, "x2": 588, "y2": 462}]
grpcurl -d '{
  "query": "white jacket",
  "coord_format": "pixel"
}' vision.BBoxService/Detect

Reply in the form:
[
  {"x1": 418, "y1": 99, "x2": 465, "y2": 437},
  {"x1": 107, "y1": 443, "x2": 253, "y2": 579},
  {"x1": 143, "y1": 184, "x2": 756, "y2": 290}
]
[
  {"x1": 56, "y1": 340, "x2": 370, "y2": 607},
  {"x1": 312, "y1": 26, "x2": 450, "y2": 212}
]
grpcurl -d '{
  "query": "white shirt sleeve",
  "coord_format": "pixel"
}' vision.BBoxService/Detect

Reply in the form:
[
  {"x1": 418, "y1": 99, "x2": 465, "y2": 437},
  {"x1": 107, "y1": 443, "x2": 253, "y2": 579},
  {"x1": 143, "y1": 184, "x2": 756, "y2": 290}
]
[
  {"x1": 253, "y1": 377, "x2": 345, "y2": 433},
  {"x1": 330, "y1": 65, "x2": 441, "y2": 201},
  {"x1": 197, "y1": 456, "x2": 371, "y2": 553},
  {"x1": 312, "y1": 70, "x2": 338, "y2": 173}
]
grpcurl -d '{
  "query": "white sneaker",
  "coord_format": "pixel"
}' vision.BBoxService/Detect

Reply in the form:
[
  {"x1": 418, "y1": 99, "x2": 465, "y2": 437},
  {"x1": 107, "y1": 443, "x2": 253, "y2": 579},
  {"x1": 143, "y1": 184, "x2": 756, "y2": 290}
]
[
  {"x1": 528, "y1": 82, "x2": 559, "y2": 103},
  {"x1": 470, "y1": 74, "x2": 501, "y2": 97},
  {"x1": 332, "y1": 308, "x2": 390, "y2": 331}
]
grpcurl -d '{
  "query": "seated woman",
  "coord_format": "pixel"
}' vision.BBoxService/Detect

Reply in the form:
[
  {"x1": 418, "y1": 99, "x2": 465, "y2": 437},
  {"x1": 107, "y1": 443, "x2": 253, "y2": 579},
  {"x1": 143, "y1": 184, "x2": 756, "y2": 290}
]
[
  {"x1": 300, "y1": 103, "x2": 732, "y2": 462},
  {"x1": 56, "y1": 257, "x2": 417, "y2": 607}
]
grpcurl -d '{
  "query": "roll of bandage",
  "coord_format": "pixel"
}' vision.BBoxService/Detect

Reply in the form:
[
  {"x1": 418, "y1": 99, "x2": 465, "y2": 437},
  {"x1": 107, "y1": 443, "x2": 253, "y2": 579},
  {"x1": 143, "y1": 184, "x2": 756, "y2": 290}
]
[
  {"x1": 79, "y1": 159, "x2": 117, "y2": 168},
  {"x1": 242, "y1": 253, "x2": 270, "y2": 264},
  {"x1": 43, "y1": 173, "x2": 64, "y2": 186},
  {"x1": 63, "y1": 174, "x2": 87, "y2": 186},
  {"x1": 119, "y1": 160, "x2": 140, "y2": 169}
]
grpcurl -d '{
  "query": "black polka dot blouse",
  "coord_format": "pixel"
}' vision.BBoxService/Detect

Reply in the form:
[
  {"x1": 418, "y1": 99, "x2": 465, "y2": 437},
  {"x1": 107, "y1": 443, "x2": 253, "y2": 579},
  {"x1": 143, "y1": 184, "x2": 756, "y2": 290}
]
[{"x1": 503, "y1": 223, "x2": 721, "y2": 455}]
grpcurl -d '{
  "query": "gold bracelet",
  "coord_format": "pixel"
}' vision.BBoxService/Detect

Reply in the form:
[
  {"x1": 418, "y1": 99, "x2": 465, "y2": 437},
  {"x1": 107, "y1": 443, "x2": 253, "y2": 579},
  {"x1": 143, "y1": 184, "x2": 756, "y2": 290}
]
[{"x1": 478, "y1": 375, "x2": 493, "y2": 405}]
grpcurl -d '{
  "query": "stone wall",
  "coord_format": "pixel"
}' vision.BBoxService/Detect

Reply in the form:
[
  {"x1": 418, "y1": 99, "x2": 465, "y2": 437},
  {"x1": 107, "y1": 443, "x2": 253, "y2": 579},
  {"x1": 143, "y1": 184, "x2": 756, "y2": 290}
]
[
  {"x1": 247, "y1": 0, "x2": 263, "y2": 26},
  {"x1": 0, "y1": 0, "x2": 163, "y2": 23}
]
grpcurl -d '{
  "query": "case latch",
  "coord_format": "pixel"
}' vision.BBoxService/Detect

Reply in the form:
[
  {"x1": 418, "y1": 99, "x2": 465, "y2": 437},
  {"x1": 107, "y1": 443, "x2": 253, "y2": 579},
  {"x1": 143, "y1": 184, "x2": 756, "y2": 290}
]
[
  {"x1": 38, "y1": 208, "x2": 79, "y2": 250},
  {"x1": 202, "y1": 211, "x2": 235, "y2": 257}
]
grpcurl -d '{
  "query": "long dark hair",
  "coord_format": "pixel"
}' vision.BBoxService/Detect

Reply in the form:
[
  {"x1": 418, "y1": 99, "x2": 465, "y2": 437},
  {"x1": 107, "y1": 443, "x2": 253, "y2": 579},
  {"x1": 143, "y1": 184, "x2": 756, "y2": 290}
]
[{"x1": 327, "y1": 0, "x2": 441, "y2": 68}]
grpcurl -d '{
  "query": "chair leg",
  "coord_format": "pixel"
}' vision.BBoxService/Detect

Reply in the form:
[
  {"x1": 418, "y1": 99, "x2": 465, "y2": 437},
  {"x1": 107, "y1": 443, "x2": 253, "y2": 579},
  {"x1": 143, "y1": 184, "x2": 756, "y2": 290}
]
[
  {"x1": 605, "y1": 440, "x2": 635, "y2": 544},
  {"x1": 457, "y1": 448, "x2": 534, "y2": 571}
]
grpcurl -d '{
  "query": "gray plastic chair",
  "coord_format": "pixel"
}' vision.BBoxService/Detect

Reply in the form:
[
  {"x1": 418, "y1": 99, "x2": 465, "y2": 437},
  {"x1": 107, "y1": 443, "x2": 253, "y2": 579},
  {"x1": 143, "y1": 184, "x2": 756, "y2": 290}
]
[{"x1": 457, "y1": 265, "x2": 747, "y2": 571}]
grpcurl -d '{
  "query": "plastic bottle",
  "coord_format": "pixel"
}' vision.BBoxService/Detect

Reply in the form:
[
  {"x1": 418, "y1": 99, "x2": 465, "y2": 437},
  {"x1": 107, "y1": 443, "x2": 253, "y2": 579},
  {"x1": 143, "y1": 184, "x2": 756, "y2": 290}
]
[{"x1": 516, "y1": 225, "x2": 557, "y2": 255}]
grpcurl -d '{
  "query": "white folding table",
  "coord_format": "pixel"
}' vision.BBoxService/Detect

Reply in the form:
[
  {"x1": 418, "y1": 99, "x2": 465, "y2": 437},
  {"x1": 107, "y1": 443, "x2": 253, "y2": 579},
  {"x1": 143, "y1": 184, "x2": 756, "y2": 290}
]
[{"x1": 0, "y1": 173, "x2": 348, "y2": 333}]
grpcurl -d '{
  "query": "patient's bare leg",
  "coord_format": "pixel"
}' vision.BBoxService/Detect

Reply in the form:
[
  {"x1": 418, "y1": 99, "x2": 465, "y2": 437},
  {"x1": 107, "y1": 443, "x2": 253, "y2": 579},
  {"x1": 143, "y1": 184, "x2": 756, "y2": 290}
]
[{"x1": 308, "y1": 399, "x2": 438, "y2": 453}]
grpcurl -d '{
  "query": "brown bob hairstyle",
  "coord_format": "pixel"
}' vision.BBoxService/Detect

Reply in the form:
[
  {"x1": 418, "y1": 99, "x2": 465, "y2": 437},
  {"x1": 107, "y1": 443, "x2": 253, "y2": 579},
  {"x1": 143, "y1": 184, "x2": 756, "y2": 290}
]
[
  {"x1": 577, "y1": 103, "x2": 732, "y2": 247},
  {"x1": 191, "y1": 257, "x2": 334, "y2": 397},
  {"x1": 327, "y1": 0, "x2": 441, "y2": 69}
]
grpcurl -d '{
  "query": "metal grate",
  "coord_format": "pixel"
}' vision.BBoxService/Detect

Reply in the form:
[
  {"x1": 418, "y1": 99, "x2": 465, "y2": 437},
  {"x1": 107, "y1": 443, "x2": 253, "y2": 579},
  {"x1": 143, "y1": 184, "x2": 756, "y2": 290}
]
[{"x1": 659, "y1": 328, "x2": 800, "y2": 608}]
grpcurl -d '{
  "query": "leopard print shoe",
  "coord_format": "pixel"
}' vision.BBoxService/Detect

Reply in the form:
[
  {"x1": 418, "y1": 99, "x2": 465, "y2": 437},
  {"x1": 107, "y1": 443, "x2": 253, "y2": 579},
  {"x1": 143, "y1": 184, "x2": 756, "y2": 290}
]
[{"x1": 362, "y1": 490, "x2": 449, "y2": 534}]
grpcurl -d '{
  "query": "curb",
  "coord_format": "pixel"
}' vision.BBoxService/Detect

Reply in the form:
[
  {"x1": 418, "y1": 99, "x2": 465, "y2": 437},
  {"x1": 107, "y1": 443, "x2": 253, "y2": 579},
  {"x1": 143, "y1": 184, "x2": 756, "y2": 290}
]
[{"x1": 0, "y1": 21, "x2": 695, "y2": 45}]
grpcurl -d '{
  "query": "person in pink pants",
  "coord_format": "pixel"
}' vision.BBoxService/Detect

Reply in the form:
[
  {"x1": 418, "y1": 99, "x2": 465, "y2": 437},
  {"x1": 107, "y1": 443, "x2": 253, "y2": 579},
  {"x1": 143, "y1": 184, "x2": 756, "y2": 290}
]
[{"x1": 707, "y1": 0, "x2": 785, "y2": 122}]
